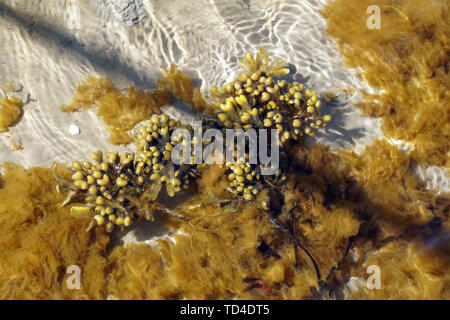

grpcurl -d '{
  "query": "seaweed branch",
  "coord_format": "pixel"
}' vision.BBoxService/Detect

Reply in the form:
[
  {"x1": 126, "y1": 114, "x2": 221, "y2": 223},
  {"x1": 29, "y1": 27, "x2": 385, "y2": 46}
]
[
  {"x1": 288, "y1": 208, "x2": 301, "y2": 269},
  {"x1": 263, "y1": 209, "x2": 322, "y2": 287},
  {"x1": 157, "y1": 206, "x2": 190, "y2": 222},
  {"x1": 264, "y1": 207, "x2": 356, "y2": 297},
  {"x1": 325, "y1": 236, "x2": 354, "y2": 284}
]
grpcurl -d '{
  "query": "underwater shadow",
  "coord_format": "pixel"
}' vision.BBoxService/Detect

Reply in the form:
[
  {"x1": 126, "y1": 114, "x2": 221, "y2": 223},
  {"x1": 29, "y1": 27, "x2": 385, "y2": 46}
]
[
  {"x1": 290, "y1": 151, "x2": 450, "y2": 298},
  {"x1": 107, "y1": 184, "x2": 196, "y2": 250},
  {"x1": 5, "y1": 93, "x2": 36, "y2": 129},
  {"x1": 0, "y1": 2, "x2": 155, "y2": 88},
  {"x1": 281, "y1": 64, "x2": 368, "y2": 148},
  {"x1": 108, "y1": 215, "x2": 168, "y2": 248},
  {"x1": 315, "y1": 97, "x2": 367, "y2": 147}
]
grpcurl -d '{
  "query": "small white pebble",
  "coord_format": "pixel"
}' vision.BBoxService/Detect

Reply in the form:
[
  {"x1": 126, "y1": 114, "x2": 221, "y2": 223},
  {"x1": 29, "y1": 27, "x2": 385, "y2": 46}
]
[{"x1": 69, "y1": 124, "x2": 80, "y2": 135}]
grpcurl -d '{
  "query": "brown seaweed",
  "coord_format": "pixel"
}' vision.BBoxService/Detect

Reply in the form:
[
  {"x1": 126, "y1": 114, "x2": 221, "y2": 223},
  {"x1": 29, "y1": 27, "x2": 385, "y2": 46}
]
[
  {"x1": 0, "y1": 90, "x2": 23, "y2": 132},
  {"x1": 322, "y1": 0, "x2": 450, "y2": 168},
  {"x1": 61, "y1": 76, "x2": 170, "y2": 145}
]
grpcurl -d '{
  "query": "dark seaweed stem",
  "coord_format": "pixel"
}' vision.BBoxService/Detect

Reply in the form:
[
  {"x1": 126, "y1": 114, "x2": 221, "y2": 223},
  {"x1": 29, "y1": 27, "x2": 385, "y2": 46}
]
[
  {"x1": 323, "y1": 236, "x2": 354, "y2": 298},
  {"x1": 288, "y1": 209, "x2": 301, "y2": 269},
  {"x1": 265, "y1": 209, "x2": 355, "y2": 297},
  {"x1": 263, "y1": 210, "x2": 322, "y2": 287},
  {"x1": 325, "y1": 236, "x2": 354, "y2": 284},
  {"x1": 257, "y1": 240, "x2": 282, "y2": 259},
  {"x1": 157, "y1": 206, "x2": 191, "y2": 222}
]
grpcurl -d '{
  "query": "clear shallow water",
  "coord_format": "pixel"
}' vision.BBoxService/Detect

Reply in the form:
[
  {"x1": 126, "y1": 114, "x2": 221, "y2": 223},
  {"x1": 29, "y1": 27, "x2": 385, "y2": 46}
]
[{"x1": 0, "y1": 0, "x2": 447, "y2": 192}]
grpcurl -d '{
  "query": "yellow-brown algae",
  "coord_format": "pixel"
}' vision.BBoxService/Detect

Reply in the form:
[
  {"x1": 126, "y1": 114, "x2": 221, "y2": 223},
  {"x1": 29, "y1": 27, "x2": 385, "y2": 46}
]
[
  {"x1": 61, "y1": 76, "x2": 168, "y2": 145},
  {"x1": 322, "y1": 0, "x2": 450, "y2": 168},
  {"x1": 0, "y1": 90, "x2": 23, "y2": 132}
]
